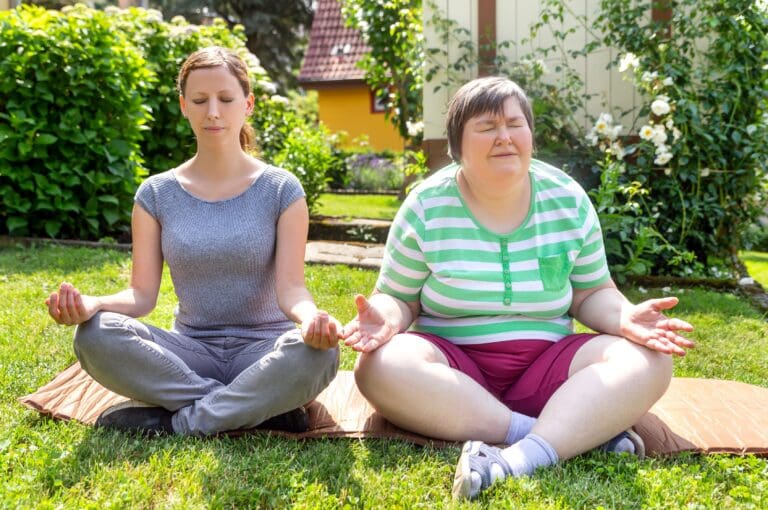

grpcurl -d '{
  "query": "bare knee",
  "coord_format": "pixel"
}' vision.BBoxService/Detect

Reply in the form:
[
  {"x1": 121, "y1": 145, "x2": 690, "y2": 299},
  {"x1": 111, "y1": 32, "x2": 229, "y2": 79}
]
[
  {"x1": 354, "y1": 334, "x2": 445, "y2": 401},
  {"x1": 610, "y1": 339, "x2": 674, "y2": 398}
]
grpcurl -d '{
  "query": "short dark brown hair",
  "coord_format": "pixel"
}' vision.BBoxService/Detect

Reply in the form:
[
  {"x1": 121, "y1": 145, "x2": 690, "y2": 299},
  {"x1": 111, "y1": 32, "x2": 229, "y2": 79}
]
[{"x1": 445, "y1": 76, "x2": 534, "y2": 163}]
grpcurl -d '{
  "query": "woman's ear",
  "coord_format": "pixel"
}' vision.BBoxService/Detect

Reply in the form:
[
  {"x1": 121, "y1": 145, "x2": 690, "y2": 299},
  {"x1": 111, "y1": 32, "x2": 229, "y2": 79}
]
[
  {"x1": 245, "y1": 93, "x2": 255, "y2": 115},
  {"x1": 179, "y1": 95, "x2": 187, "y2": 118}
]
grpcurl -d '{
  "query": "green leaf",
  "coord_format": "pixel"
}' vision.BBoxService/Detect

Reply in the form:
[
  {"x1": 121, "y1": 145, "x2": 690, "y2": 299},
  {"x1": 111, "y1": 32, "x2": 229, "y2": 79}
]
[
  {"x1": 7, "y1": 216, "x2": 28, "y2": 232},
  {"x1": 98, "y1": 194, "x2": 119, "y2": 205},
  {"x1": 36, "y1": 133, "x2": 57, "y2": 145},
  {"x1": 102, "y1": 208, "x2": 119, "y2": 225},
  {"x1": 44, "y1": 219, "x2": 61, "y2": 238}
]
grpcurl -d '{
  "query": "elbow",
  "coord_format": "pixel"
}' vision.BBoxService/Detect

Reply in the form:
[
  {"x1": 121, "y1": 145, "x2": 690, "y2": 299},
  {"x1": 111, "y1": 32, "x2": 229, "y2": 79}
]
[{"x1": 131, "y1": 289, "x2": 158, "y2": 318}]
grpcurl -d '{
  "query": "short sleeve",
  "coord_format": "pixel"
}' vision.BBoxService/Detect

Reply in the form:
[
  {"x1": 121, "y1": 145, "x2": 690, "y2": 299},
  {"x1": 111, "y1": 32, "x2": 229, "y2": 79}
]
[
  {"x1": 570, "y1": 195, "x2": 611, "y2": 289},
  {"x1": 134, "y1": 178, "x2": 158, "y2": 219},
  {"x1": 275, "y1": 168, "x2": 306, "y2": 214},
  {"x1": 375, "y1": 192, "x2": 430, "y2": 303}
]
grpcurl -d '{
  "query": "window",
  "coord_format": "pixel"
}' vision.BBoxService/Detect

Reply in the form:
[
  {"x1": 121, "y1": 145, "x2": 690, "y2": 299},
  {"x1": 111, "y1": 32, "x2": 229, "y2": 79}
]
[{"x1": 370, "y1": 90, "x2": 387, "y2": 114}]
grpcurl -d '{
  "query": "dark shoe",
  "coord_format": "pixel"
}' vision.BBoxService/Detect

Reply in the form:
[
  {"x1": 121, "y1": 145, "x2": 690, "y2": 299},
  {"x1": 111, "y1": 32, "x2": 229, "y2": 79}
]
[
  {"x1": 599, "y1": 428, "x2": 646, "y2": 458},
  {"x1": 95, "y1": 399, "x2": 174, "y2": 437},
  {"x1": 255, "y1": 406, "x2": 310, "y2": 433}
]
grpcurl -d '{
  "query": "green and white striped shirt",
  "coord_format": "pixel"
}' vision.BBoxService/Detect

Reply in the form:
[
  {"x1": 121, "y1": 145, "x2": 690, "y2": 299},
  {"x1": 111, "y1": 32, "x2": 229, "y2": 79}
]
[{"x1": 376, "y1": 160, "x2": 611, "y2": 345}]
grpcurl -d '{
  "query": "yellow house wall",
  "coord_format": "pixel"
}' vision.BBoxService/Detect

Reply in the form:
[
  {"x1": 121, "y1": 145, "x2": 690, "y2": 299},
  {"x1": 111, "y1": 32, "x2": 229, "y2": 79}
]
[{"x1": 317, "y1": 85, "x2": 404, "y2": 152}]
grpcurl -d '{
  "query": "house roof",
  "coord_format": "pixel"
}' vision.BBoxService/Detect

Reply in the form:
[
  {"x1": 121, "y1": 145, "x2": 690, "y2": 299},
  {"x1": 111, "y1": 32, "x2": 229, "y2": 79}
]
[{"x1": 298, "y1": 0, "x2": 369, "y2": 84}]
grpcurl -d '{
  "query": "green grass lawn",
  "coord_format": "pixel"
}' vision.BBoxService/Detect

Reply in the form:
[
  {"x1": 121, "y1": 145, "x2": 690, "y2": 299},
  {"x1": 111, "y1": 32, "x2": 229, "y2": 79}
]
[
  {"x1": 314, "y1": 193, "x2": 401, "y2": 220},
  {"x1": 742, "y1": 250, "x2": 768, "y2": 288},
  {"x1": 1, "y1": 243, "x2": 767, "y2": 508}
]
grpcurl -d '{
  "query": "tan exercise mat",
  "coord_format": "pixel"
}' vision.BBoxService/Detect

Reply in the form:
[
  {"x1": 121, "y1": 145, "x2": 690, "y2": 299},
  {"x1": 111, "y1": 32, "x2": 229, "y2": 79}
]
[{"x1": 19, "y1": 363, "x2": 768, "y2": 456}]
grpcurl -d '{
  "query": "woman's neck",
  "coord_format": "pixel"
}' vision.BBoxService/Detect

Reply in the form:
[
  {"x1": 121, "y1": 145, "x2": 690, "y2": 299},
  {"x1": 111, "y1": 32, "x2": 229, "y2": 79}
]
[
  {"x1": 188, "y1": 146, "x2": 253, "y2": 179},
  {"x1": 457, "y1": 168, "x2": 532, "y2": 234}
]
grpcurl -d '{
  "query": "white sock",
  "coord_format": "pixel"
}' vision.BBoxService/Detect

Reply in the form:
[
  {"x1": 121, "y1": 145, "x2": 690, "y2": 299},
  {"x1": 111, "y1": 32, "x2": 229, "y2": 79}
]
[
  {"x1": 500, "y1": 433, "x2": 559, "y2": 477},
  {"x1": 504, "y1": 411, "x2": 536, "y2": 445},
  {"x1": 468, "y1": 433, "x2": 559, "y2": 496}
]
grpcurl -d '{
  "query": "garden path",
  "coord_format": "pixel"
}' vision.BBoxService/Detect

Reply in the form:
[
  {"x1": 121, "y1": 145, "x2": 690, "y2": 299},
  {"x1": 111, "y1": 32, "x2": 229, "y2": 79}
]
[{"x1": 305, "y1": 241, "x2": 383, "y2": 269}]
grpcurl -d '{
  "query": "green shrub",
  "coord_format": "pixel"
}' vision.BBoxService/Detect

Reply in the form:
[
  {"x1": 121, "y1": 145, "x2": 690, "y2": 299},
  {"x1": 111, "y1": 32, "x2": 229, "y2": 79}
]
[
  {"x1": 0, "y1": 5, "x2": 332, "y2": 238},
  {"x1": 0, "y1": 4, "x2": 150, "y2": 239},
  {"x1": 592, "y1": 0, "x2": 768, "y2": 276},
  {"x1": 272, "y1": 123, "x2": 335, "y2": 214}
]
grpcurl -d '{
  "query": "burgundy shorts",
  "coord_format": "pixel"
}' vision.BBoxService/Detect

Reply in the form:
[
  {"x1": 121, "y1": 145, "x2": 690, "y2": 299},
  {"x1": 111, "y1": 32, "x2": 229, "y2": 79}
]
[{"x1": 412, "y1": 332, "x2": 596, "y2": 417}]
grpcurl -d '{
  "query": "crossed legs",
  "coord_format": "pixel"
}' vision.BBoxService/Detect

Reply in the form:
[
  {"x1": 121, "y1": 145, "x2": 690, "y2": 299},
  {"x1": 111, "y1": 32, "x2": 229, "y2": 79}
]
[
  {"x1": 354, "y1": 332, "x2": 672, "y2": 458},
  {"x1": 74, "y1": 311, "x2": 339, "y2": 435}
]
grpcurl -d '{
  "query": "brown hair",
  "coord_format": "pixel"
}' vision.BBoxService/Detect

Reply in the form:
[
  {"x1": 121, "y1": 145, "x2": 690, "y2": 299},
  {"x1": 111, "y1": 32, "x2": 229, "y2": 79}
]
[
  {"x1": 177, "y1": 46, "x2": 256, "y2": 152},
  {"x1": 445, "y1": 76, "x2": 535, "y2": 163}
]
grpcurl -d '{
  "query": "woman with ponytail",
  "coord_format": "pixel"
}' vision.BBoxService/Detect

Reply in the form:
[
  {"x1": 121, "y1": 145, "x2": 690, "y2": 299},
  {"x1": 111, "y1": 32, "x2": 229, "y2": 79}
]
[{"x1": 45, "y1": 46, "x2": 341, "y2": 436}]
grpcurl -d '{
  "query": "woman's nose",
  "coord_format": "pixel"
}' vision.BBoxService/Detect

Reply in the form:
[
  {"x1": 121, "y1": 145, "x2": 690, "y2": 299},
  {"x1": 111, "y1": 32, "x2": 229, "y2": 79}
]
[
  {"x1": 495, "y1": 126, "x2": 512, "y2": 144},
  {"x1": 206, "y1": 100, "x2": 220, "y2": 119}
]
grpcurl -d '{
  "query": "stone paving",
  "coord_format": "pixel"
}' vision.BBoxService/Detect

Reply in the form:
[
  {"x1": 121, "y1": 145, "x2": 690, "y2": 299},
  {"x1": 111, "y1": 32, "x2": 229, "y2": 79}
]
[{"x1": 305, "y1": 241, "x2": 383, "y2": 269}]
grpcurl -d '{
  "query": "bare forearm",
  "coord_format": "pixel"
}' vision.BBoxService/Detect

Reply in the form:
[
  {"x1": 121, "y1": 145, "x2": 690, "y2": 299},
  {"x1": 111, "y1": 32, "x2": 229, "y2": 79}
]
[
  {"x1": 92, "y1": 288, "x2": 157, "y2": 318},
  {"x1": 571, "y1": 287, "x2": 630, "y2": 336},
  {"x1": 279, "y1": 286, "x2": 318, "y2": 324}
]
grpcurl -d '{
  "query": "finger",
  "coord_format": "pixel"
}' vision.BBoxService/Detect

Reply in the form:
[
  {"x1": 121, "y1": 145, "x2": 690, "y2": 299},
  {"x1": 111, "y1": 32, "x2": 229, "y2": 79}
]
[
  {"x1": 645, "y1": 338, "x2": 674, "y2": 355},
  {"x1": 47, "y1": 293, "x2": 60, "y2": 320},
  {"x1": 341, "y1": 321, "x2": 359, "y2": 340},
  {"x1": 303, "y1": 319, "x2": 316, "y2": 341},
  {"x1": 344, "y1": 330, "x2": 361, "y2": 346},
  {"x1": 649, "y1": 296, "x2": 679, "y2": 311},
  {"x1": 658, "y1": 318, "x2": 694, "y2": 332},
  {"x1": 668, "y1": 332, "x2": 696, "y2": 349},
  {"x1": 58, "y1": 288, "x2": 73, "y2": 324},
  {"x1": 327, "y1": 320, "x2": 338, "y2": 343},
  {"x1": 317, "y1": 313, "x2": 331, "y2": 346},
  {"x1": 74, "y1": 291, "x2": 87, "y2": 316},
  {"x1": 360, "y1": 338, "x2": 380, "y2": 353},
  {"x1": 654, "y1": 327, "x2": 696, "y2": 348},
  {"x1": 647, "y1": 337, "x2": 686, "y2": 357},
  {"x1": 354, "y1": 294, "x2": 371, "y2": 315}
]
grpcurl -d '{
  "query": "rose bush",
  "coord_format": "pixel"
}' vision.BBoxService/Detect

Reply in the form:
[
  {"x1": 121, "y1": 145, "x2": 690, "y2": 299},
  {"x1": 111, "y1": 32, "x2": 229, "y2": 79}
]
[{"x1": 590, "y1": 0, "x2": 768, "y2": 277}]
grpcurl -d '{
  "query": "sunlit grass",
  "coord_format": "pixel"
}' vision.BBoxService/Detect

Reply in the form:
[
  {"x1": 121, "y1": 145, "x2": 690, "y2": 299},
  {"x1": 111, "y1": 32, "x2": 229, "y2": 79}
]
[
  {"x1": 1, "y1": 243, "x2": 766, "y2": 508},
  {"x1": 314, "y1": 193, "x2": 401, "y2": 220}
]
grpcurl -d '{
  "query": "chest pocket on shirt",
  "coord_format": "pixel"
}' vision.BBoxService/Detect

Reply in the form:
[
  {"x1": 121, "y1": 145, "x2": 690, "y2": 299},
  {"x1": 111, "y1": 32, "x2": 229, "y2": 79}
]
[{"x1": 538, "y1": 253, "x2": 573, "y2": 291}]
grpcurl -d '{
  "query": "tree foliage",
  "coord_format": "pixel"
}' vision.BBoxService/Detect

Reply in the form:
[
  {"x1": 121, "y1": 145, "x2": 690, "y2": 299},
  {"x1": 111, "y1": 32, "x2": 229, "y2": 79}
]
[
  {"x1": 150, "y1": 0, "x2": 313, "y2": 91},
  {"x1": 341, "y1": 0, "x2": 424, "y2": 148}
]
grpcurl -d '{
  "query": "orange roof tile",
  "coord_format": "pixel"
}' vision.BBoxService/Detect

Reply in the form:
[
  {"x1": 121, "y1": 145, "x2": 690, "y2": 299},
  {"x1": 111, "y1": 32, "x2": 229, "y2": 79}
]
[{"x1": 298, "y1": 0, "x2": 369, "y2": 83}]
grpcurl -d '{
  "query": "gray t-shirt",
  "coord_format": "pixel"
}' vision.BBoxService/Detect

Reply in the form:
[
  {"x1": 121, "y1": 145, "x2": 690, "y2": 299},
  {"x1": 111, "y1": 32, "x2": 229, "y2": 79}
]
[{"x1": 134, "y1": 166, "x2": 305, "y2": 339}]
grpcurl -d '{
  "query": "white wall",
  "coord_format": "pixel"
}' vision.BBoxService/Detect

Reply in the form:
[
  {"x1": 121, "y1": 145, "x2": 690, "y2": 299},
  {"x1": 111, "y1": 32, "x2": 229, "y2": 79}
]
[{"x1": 423, "y1": 0, "x2": 644, "y2": 141}]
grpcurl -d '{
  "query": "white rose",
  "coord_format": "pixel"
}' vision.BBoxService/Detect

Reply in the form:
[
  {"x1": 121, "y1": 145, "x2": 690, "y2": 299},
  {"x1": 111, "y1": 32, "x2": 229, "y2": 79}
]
[
  {"x1": 651, "y1": 98, "x2": 671, "y2": 116},
  {"x1": 656, "y1": 152, "x2": 673, "y2": 166},
  {"x1": 619, "y1": 53, "x2": 640, "y2": 72},
  {"x1": 652, "y1": 125, "x2": 668, "y2": 145},
  {"x1": 639, "y1": 125, "x2": 654, "y2": 141},
  {"x1": 406, "y1": 120, "x2": 424, "y2": 138}
]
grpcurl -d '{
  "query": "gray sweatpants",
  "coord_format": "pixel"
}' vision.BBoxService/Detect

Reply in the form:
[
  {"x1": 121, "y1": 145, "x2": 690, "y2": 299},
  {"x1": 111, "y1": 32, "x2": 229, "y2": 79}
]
[{"x1": 74, "y1": 311, "x2": 339, "y2": 435}]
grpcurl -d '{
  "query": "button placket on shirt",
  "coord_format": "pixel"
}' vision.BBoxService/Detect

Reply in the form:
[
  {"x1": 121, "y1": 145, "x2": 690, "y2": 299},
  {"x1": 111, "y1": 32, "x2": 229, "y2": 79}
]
[{"x1": 500, "y1": 238, "x2": 512, "y2": 305}]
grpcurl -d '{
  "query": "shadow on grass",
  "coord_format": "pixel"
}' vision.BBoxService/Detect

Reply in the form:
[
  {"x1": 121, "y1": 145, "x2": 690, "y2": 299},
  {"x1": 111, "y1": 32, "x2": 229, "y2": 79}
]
[
  {"x1": 0, "y1": 243, "x2": 128, "y2": 276},
  {"x1": 28, "y1": 418, "x2": 363, "y2": 507},
  {"x1": 741, "y1": 251, "x2": 768, "y2": 264}
]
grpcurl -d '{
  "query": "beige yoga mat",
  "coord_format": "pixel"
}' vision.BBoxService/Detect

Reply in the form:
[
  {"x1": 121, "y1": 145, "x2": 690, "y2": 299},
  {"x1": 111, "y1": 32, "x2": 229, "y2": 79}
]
[{"x1": 19, "y1": 363, "x2": 768, "y2": 456}]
